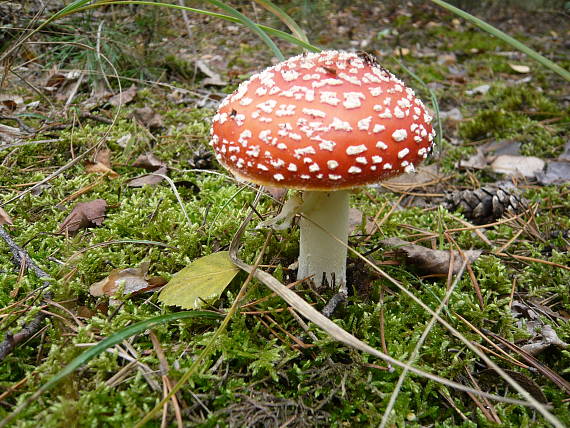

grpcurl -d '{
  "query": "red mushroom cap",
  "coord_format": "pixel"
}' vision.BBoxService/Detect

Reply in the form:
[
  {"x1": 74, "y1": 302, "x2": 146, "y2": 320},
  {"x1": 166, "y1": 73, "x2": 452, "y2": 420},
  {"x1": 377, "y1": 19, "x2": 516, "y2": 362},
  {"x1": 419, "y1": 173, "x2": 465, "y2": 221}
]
[{"x1": 210, "y1": 50, "x2": 435, "y2": 190}]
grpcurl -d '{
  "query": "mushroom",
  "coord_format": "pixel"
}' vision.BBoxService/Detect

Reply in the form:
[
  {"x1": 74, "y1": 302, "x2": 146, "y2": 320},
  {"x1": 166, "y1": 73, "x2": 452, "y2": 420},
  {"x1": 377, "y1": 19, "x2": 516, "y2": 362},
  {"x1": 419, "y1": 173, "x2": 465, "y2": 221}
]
[{"x1": 210, "y1": 50, "x2": 435, "y2": 289}]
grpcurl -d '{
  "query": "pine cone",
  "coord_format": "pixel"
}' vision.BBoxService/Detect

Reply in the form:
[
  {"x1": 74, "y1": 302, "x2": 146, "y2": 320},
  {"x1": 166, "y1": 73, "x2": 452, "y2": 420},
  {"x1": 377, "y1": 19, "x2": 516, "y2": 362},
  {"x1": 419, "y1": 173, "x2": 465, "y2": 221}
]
[{"x1": 445, "y1": 185, "x2": 527, "y2": 225}]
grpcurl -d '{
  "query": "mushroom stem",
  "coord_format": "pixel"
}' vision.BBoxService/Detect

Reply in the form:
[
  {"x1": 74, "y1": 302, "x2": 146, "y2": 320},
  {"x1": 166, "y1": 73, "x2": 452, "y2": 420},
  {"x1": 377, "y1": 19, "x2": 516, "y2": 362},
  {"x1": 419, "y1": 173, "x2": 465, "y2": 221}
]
[{"x1": 297, "y1": 190, "x2": 349, "y2": 288}]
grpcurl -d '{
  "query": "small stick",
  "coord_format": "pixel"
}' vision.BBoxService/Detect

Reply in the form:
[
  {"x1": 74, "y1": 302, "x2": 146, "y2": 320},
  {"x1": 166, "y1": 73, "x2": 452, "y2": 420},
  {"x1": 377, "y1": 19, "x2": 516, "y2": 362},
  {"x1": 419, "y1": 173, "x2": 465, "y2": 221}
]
[{"x1": 0, "y1": 226, "x2": 53, "y2": 361}]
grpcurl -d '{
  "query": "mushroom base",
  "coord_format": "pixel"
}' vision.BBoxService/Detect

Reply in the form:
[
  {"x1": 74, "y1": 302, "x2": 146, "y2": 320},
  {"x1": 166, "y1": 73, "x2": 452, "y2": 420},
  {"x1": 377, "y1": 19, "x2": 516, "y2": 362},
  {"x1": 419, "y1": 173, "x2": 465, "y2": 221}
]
[{"x1": 297, "y1": 190, "x2": 349, "y2": 288}]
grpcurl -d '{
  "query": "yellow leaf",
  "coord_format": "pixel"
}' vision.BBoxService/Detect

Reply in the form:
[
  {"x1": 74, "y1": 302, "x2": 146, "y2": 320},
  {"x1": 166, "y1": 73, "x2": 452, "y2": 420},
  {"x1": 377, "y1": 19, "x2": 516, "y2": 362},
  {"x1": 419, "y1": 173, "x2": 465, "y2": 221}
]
[{"x1": 158, "y1": 251, "x2": 239, "y2": 309}]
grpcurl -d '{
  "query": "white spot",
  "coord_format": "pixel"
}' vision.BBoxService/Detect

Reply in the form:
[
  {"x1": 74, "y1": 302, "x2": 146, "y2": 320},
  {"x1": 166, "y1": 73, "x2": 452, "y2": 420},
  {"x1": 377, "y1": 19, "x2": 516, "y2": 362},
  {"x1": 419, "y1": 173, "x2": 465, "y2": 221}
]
[
  {"x1": 287, "y1": 163, "x2": 297, "y2": 172},
  {"x1": 383, "y1": 163, "x2": 392, "y2": 170},
  {"x1": 392, "y1": 129, "x2": 408, "y2": 142},
  {"x1": 273, "y1": 173, "x2": 285, "y2": 181},
  {"x1": 259, "y1": 130, "x2": 272, "y2": 142},
  {"x1": 320, "y1": 91, "x2": 341, "y2": 106},
  {"x1": 246, "y1": 146, "x2": 261, "y2": 158},
  {"x1": 294, "y1": 146, "x2": 316, "y2": 158},
  {"x1": 270, "y1": 159, "x2": 285, "y2": 168},
  {"x1": 329, "y1": 174, "x2": 342, "y2": 180},
  {"x1": 301, "y1": 175, "x2": 311, "y2": 180},
  {"x1": 309, "y1": 163, "x2": 320, "y2": 172},
  {"x1": 348, "y1": 166, "x2": 362, "y2": 174},
  {"x1": 346, "y1": 145, "x2": 367, "y2": 155},
  {"x1": 277, "y1": 143, "x2": 288, "y2": 150},
  {"x1": 398, "y1": 148, "x2": 410, "y2": 159},
  {"x1": 378, "y1": 108, "x2": 392, "y2": 119},
  {"x1": 303, "y1": 157, "x2": 313, "y2": 164},
  {"x1": 281, "y1": 69, "x2": 300, "y2": 81},
  {"x1": 228, "y1": 145, "x2": 240, "y2": 153},
  {"x1": 302, "y1": 108, "x2": 327, "y2": 118},
  {"x1": 357, "y1": 116, "x2": 373, "y2": 131},
  {"x1": 418, "y1": 147, "x2": 427, "y2": 156},
  {"x1": 404, "y1": 163, "x2": 416, "y2": 173},
  {"x1": 372, "y1": 124, "x2": 386, "y2": 133},
  {"x1": 257, "y1": 163, "x2": 269, "y2": 171},
  {"x1": 397, "y1": 98, "x2": 411, "y2": 109},
  {"x1": 318, "y1": 139, "x2": 336, "y2": 151},
  {"x1": 343, "y1": 91, "x2": 365, "y2": 109},
  {"x1": 257, "y1": 99, "x2": 277, "y2": 113},
  {"x1": 255, "y1": 87, "x2": 268, "y2": 96},
  {"x1": 372, "y1": 155, "x2": 383, "y2": 164},
  {"x1": 327, "y1": 160, "x2": 339, "y2": 169},
  {"x1": 330, "y1": 117, "x2": 353, "y2": 131},
  {"x1": 240, "y1": 97, "x2": 253, "y2": 106},
  {"x1": 376, "y1": 141, "x2": 388, "y2": 150},
  {"x1": 394, "y1": 106, "x2": 405, "y2": 119},
  {"x1": 338, "y1": 72, "x2": 361, "y2": 86},
  {"x1": 356, "y1": 157, "x2": 367, "y2": 165}
]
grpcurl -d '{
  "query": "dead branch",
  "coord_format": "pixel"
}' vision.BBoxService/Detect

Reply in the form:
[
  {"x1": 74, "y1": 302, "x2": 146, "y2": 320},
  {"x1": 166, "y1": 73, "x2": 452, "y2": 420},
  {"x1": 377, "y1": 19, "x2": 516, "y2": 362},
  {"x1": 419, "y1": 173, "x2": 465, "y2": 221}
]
[{"x1": 0, "y1": 225, "x2": 53, "y2": 361}]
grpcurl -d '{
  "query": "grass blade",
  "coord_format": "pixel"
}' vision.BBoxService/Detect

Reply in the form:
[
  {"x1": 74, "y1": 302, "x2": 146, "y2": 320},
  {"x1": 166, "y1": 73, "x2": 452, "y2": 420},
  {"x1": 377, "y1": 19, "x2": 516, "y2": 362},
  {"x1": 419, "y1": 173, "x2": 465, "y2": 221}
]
[
  {"x1": 0, "y1": 311, "x2": 220, "y2": 427},
  {"x1": 252, "y1": 0, "x2": 309, "y2": 44},
  {"x1": 431, "y1": 0, "x2": 570, "y2": 81}
]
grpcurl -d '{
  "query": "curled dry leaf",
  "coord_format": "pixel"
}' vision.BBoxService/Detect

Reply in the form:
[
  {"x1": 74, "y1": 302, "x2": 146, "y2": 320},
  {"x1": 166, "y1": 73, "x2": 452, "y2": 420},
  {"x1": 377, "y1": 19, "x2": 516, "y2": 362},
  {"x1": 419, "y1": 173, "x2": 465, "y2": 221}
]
[
  {"x1": 521, "y1": 324, "x2": 569, "y2": 356},
  {"x1": 132, "y1": 152, "x2": 166, "y2": 171},
  {"x1": 133, "y1": 106, "x2": 164, "y2": 130},
  {"x1": 89, "y1": 261, "x2": 164, "y2": 297},
  {"x1": 0, "y1": 206, "x2": 13, "y2": 225},
  {"x1": 108, "y1": 85, "x2": 137, "y2": 107},
  {"x1": 85, "y1": 146, "x2": 119, "y2": 177},
  {"x1": 380, "y1": 237, "x2": 482, "y2": 275},
  {"x1": 127, "y1": 166, "x2": 167, "y2": 187},
  {"x1": 58, "y1": 199, "x2": 107, "y2": 234},
  {"x1": 509, "y1": 64, "x2": 531, "y2": 74}
]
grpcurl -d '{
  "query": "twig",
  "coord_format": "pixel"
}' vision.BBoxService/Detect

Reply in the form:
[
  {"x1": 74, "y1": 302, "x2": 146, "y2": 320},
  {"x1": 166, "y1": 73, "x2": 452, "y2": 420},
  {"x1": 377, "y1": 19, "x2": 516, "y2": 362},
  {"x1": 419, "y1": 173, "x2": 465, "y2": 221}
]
[{"x1": 0, "y1": 226, "x2": 53, "y2": 361}]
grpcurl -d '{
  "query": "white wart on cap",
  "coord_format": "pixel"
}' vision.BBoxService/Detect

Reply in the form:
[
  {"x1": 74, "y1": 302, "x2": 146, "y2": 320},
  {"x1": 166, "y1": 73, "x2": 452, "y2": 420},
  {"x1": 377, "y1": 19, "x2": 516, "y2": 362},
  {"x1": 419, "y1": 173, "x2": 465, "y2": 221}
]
[{"x1": 210, "y1": 50, "x2": 435, "y2": 190}]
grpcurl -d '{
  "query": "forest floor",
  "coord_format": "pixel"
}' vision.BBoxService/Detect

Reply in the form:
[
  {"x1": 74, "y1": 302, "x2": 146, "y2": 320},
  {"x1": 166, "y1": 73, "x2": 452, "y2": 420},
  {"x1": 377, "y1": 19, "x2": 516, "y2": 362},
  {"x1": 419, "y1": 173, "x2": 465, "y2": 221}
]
[{"x1": 0, "y1": 1, "x2": 569, "y2": 426}]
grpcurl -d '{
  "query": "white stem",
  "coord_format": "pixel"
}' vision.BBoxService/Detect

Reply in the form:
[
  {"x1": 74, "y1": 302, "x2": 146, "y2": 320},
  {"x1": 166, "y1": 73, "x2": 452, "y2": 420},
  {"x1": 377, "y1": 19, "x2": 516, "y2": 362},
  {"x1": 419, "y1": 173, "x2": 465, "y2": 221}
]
[{"x1": 297, "y1": 190, "x2": 349, "y2": 288}]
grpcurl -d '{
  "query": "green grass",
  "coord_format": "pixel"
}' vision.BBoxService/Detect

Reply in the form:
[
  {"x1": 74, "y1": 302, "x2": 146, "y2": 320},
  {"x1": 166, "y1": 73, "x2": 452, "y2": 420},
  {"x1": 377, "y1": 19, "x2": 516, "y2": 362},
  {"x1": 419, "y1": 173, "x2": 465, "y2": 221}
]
[{"x1": 1, "y1": 1, "x2": 569, "y2": 426}]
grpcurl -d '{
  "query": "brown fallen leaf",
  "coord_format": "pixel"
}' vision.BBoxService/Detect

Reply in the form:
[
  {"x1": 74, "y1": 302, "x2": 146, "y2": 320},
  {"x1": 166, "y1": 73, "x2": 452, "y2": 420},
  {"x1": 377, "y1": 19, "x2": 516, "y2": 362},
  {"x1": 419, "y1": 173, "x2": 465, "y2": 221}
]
[
  {"x1": 127, "y1": 166, "x2": 167, "y2": 187},
  {"x1": 108, "y1": 84, "x2": 137, "y2": 107},
  {"x1": 0, "y1": 206, "x2": 13, "y2": 225},
  {"x1": 132, "y1": 152, "x2": 166, "y2": 171},
  {"x1": 520, "y1": 324, "x2": 569, "y2": 356},
  {"x1": 89, "y1": 261, "x2": 164, "y2": 297},
  {"x1": 380, "y1": 237, "x2": 482, "y2": 275},
  {"x1": 59, "y1": 199, "x2": 107, "y2": 234},
  {"x1": 133, "y1": 106, "x2": 164, "y2": 130},
  {"x1": 85, "y1": 146, "x2": 119, "y2": 177}
]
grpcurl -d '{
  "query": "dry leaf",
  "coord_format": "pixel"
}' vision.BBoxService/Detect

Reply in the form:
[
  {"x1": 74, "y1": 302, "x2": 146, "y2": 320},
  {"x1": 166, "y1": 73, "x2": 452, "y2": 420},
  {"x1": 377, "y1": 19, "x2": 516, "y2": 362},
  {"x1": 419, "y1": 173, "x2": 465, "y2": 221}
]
[
  {"x1": 127, "y1": 166, "x2": 167, "y2": 187},
  {"x1": 520, "y1": 324, "x2": 569, "y2": 356},
  {"x1": 490, "y1": 155, "x2": 545, "y2": 177},
  {"x1": 509, "y1": 64, "x2": 530, "y2": 73},
  {"x1": 85, "y1": 146, "x2": 119, "y2": 177},
  {"x1": 0, "y1": 123, "x2": 23, "y2": 142},
  {"x1": 89, "y1": 261, "x2": 161, "y2": 297},
  {"x1": 84, "y1": 161, "x2": 119, "y2": 178},
  {"x1": 536, "y1": 161, "x2": 570, "y2": 185},
  {"x1": 0, "y1": 206, "x2": 13, "y2": 225},
  {"x1": 458, "y1": 148, "x2": 487, "y2": 170},
  {"x1": 133, "y1": 106, "x2": 164, "y2": 129},
  {"x1": 380, "y1": 237, "x2": 482, "y2": 275},
  {"x1": 195, "y1": 60, "x2": 227, "y2": 86},
  {"x1": 159, "y1": 251, "x2": 239, "y2": 309},
  {"x1": 59, "y1": 199, "x2": 107, "y2": 233},
  {"x1": 108, "y1": 85, "x2": 137, "y2": 107},
  {"x1": 132, "y1": 152, "x2": 166, "y2": 171}
]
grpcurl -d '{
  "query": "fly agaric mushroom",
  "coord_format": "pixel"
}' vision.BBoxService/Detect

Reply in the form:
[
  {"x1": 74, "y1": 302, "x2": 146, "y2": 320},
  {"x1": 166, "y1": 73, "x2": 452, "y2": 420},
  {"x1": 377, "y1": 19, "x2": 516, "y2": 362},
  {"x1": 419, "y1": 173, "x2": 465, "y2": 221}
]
[{"x1": 210, "y1": 50, "x2": 435, "y2": 289}]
